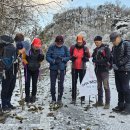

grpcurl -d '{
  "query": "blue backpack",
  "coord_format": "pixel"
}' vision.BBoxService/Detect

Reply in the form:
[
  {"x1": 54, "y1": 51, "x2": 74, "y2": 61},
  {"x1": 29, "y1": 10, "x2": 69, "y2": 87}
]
[{"x1": 0, "y1": 35, "x2": 16, "y2": 71}]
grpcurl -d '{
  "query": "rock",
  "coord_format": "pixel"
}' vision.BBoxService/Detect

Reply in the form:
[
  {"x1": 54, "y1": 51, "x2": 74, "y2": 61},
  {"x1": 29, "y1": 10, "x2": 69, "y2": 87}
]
[
  {"x1": 47, "y1": 112, "x2": 55, "y2": 117},
  {"x1": 86, "y1": 128, "x2": 91, "y2": 130},
  {"x1": 121, "y1": 121, "x2": 125, "y2": 123},
  {"x1": 79, "y1": 127, "x2": 82, "y2": 130},
  {"x1": 64, "y1": 105, "x2": 68, "y2": 108},
  {"x1": 0, "y1": 113, "x2": 7, "y2": 123},
  {"x1": 18, "y1": 126, "x2": 23, "y2": 130},
  {"x1": 38, "y1": 106, "x2": 44, "y2": 111},
  {"x1": 67, "y1": 121, "x2": 71, "y2": 125},
  {"x1": 68, "y1": 116, "x2": 71, "y2": 119},
  {"x1": 84, "y1": 105, "x2": 90, "y2": 111},
  {"x1": 101, "y1": 113, "x2": 106, "y2": 116},
  {"x1": 15, "y1": 94, "x2": 20, "y2": 96},
  {"x1": 109, "y1": 115, "x2": 115, "y2": 118}
]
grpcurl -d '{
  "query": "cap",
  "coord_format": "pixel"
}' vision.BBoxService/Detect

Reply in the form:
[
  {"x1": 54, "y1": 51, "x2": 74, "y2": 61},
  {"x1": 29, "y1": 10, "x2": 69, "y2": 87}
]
[
  {"x1": 16, "y1": 42, "x2": 23, "y2": 49},
  {"x1": 94, "y1": 36, "x2": 102, "y2": 41},
  {"x1": 76, "y1": 35, "x2": 84, "y2": 43},
  {"x1": 0, "y1": 35, "x2": 14, "y2": 44},
  {"x1": 110, "y1": 32, "x2": 121, "y2": 42},
  {"x1": 14, "y1": 33, "x2": 24, "y2": 42},
  {"x1": 55, "y1": 35, "x2": 64, "y2": 43},
  {"x1": 32, "y1": 38, "x2": 42, "y2": 48}
]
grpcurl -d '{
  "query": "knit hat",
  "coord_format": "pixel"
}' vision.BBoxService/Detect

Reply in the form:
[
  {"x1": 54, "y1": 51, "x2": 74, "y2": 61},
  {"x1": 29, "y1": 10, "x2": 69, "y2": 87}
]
[
  {"x1": 110, "y1": 32, "x2": 121, "y2": 42},
  {"x1": 32, "y1": 38, "x2": 42, "y2": 48},
  {"x1": 16, "y1": 42, "x2": 23, "y2": 49},
  {"x1": 94, "y1": 36, "x2": 102, "y2": 41},
  {"x1": 76, "y1": 35, "x2": 84, "y2": 43},
  {"x1": 0, "y1": 35, "x2": 14, "y2": 44},
  {"x1": 55, "y1": 35, "x2": 64, "y2": 43}
]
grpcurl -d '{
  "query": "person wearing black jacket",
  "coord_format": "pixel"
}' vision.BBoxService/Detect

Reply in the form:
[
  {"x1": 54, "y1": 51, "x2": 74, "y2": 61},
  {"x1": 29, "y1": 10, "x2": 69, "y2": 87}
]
[
  {"x1": 23, "y1": 38, "x2": 44, "y2": 103},
  {"x1": 110, "y1": 32, "x2": 130, "y2": 115},
  {"x1": 0, "y1": 35, "x2": 17, "y2": 111},
  {"x1": 92, "y1": 36, "x2": 111, "y2": 109}
]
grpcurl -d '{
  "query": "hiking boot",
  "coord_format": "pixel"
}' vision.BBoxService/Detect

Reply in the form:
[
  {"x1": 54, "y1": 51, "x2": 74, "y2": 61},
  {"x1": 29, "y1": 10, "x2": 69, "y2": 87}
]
[
  {"x1": 121, "y1": 110, "x2": 130, "y2": 115},
  {"x1": 81, "y1": 96, "x2": 85, "y2": 104},
  {"x1": 50, "y1": 101, "x2": 56, "y2": 105},
  {"x1": 57, "y1": 100, "x2": 63, "y2": 107},
  {"x1": 112, "y1": 106, "x2": 124, "y2": 112},
  {"x1": 104, "y1": 104, "x2": 110, "y2": 109},
  {"x1": 2, "y1": 106, "x2": 11, "y2": 112},
  {"x1": 8, "y1": 104, "x2": 16, "y2": 109},
  {"x1": 25, "y1": 97, "x2": 30, "y2": 103},
  {"x1": 30, "y1": 96, "x2": 36, "y2": 103},
  {"x1": 92, "y1": 102, "x2": 104, "y2": 107}
]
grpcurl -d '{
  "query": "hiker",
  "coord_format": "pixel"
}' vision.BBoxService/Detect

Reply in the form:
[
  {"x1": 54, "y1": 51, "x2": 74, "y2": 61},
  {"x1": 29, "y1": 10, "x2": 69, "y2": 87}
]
[
  {"x1": 70, "y1": 35, "x2": 90, "y2": 104},
  {"x1": 14, "y1": 33, "x2": 31, "y2": 57},
  {"x1": 0, "y1": 35, "x2": 17, "y2": 111},
  {"x1": 92, "y1": 36, "x2": 111, "y2": 109},
  {"x1": 46, "y1": 35, "x2": 70, "y2": 107},
  {"x1": 110, "y1": 32, "x2": 130, "y2": 114},
  {"x1": 22, "y1": 38, "x2": 44, "y2": 103}
]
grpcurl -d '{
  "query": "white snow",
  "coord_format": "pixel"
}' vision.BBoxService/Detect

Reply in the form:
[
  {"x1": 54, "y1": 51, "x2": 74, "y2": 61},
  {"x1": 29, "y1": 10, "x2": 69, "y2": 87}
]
[{"x1": 0, "y1": 61, "x2": 130, "y2": 130}]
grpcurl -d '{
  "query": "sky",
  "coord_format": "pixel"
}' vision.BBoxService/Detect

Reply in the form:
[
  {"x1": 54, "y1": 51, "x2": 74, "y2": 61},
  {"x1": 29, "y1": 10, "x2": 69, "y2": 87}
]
[
  {"x1": 34, "y1": 0, "x2": 130, "y2": 27},
  {"x1": 66, "y1": 0, "x2": 130, "y2": 8}
]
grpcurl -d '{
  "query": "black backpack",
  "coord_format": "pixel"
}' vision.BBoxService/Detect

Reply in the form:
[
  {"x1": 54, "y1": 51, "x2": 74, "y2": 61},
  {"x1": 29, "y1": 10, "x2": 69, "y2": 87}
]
[
  {"x1": 0, "y1": 35, "x2": 16, "y2": 71},
  {"x1": 70, "y1": 44, "x2": 89, "y2": 57}
]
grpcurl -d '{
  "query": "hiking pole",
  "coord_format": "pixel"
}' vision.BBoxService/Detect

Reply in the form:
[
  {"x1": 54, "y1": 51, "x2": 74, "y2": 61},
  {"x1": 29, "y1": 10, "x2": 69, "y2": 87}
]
[
  {"x1": 17, "y1": 57, "x2": 24, "y2": 110},
  {"x1": 0, "y1": 75, "x2": 3, "y2": 115},
  {"x1": 0, "y1": 68, "x2": 5, "y2": 113},
  {"x1": 95, "y1": 95, "x2": 98, "y2": 108},
  {"x1": 73, "y1": 68, "x2": 76, "y2": 106},
  {"x1": 57, "y1": 63, "x2": 61, "y2": 105},
  {"x1": 81, "y1": 61, "x2": 86, "y2": 106},
  {"x1": 89, "y1": 95, "x2": 91, "y2": 106}
]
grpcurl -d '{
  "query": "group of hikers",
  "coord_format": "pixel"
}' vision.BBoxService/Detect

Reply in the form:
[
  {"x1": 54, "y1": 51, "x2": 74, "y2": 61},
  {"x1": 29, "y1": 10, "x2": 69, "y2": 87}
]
[{"x1": 0, "y1": 31, "x2": 130, "y2": 116}]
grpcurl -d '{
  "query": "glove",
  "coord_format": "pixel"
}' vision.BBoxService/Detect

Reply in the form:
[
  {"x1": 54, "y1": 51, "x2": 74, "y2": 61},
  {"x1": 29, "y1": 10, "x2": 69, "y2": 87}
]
[
  {"x1": 112, "y1": 64, "x2": 118, "y2": 70},
  {"x1": 38, "y1": 54, "x2": 44, "y2": 61},
  {"x1": 55, "y1": 57, "x2": 62, "y2": 64},
  {"x1": 71, "y1": 56, "x2": 77, "y2": 62},
  {"x1": 82, "y1": 56, "x2": 89, "y2": 62}
]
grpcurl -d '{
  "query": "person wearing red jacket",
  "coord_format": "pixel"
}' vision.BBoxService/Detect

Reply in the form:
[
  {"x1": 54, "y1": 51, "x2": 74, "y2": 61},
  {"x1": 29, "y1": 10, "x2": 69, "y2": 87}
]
[{"x1": 70, "y1": 35, "x2": 90, "y2": 104}]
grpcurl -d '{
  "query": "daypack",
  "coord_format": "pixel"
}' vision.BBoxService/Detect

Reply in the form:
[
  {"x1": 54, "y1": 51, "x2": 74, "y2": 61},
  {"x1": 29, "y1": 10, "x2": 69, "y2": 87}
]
[
  {"x1": 95, "y1": 44, "x2": 113, "y2": 70},
  {"x1": 0, "y1": 36, "x2": 16, "y2": 71},
  {"x1": 27, "y1": 49, "x2": 41, "y2": 71},
  {"x1": 70, "y1": 44, "x2": 89, "y2": 57}
]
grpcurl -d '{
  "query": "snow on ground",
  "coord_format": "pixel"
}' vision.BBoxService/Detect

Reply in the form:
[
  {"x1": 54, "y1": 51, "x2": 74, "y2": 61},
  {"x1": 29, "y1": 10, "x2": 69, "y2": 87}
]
[{"x1": 0, "y1": 61, "x2": 130, "y2": 130}]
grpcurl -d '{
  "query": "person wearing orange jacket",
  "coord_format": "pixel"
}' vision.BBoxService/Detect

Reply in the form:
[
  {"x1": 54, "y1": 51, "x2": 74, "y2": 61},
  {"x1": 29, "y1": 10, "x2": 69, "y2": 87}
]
[
  {"x1": 70, "y1": 35, "x2": 90, "y2": 104},
  {"x1": 22, "y1": 38, "x2": 44, "y2": 103}
]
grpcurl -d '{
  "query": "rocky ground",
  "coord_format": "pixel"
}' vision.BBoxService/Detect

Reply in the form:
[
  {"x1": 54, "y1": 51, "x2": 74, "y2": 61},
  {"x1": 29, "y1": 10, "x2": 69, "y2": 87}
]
[{"x1": 0, "y1": 61, "x2": 130, "y2": 130}]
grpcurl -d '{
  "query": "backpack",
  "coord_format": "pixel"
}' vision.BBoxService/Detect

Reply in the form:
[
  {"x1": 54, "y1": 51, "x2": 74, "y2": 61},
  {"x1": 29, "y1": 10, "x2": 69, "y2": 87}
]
[
  {"x1": 70, "y1": 44, "x2": 88, "y2": 57},
  {"x1": 0, "y1": 35, "x2": 16, "y2": 71},
  {"x1": 27, "y1": 49, "x2": 41, "y2": 71},
  {"x1": 95, "y1": 44, "x2": 113, "y2": 70}
]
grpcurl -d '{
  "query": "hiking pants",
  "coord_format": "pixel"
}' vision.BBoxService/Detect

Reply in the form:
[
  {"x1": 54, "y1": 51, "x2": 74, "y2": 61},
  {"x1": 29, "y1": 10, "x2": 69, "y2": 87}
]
[
  {"x1": 96, "y1": 71, "x2": 110, "y2": 104},
  {"x1": 50, "y1": 70, "x2": 65, "y2": 101},
  {"x1": 72, "y1": 69, "x2": 86, "y2": 101},
  {"x1": 24, "y1": 67, "x2": 39, "y2": 98},
  {"x1": 1, "y1": 67, "x2": 17, "y2": 106},
  {"x1": 115, "y1": 71, "x2": 130, "y2": 109}
]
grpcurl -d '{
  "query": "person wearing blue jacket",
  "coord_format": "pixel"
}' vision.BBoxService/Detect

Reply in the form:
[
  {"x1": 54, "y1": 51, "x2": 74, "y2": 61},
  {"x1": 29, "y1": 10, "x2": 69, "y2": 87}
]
[{"x1": 46, "y1": 35, "x2": 70, "y2": 106}]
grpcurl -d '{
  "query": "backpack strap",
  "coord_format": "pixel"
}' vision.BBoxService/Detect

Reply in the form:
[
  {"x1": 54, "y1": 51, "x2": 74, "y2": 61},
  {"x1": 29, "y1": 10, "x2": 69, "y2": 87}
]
[
  {"x1": 70, "y1": 45, "x2": 75, "y2": 56},
  {"x1": 83, "y1": 46, "x2": 88, "y2": 56},
  {"x1": 63, "y1": 45, "x2": 68, "y2": 57}
]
